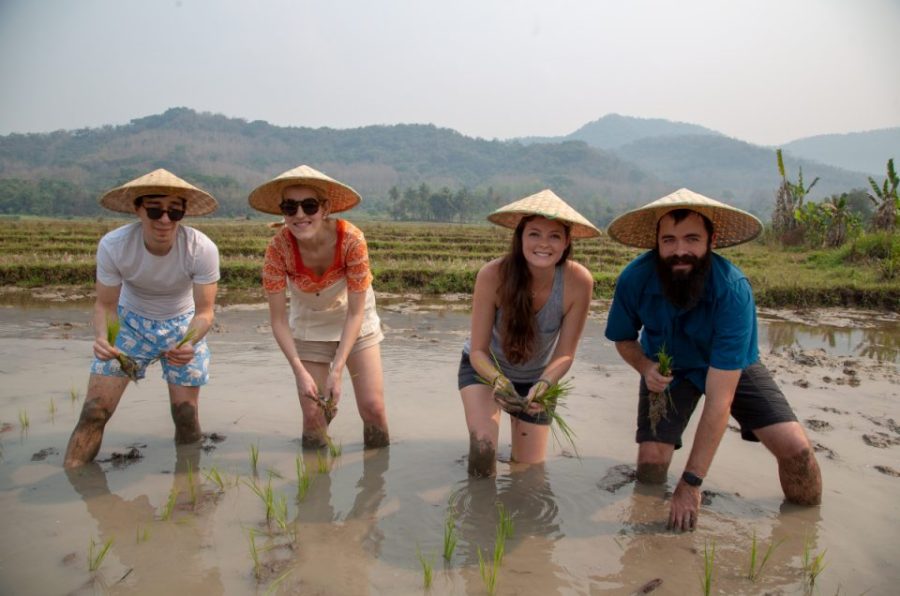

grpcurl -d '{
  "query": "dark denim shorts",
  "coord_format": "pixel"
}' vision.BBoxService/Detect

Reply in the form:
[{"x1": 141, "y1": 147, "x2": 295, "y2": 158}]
[
  {"x1": 636, "y1": 362, "x2": 798, "y2": 448},
  {"x1": 457, "y1": 351, "x2": 551, "y2": 426}
]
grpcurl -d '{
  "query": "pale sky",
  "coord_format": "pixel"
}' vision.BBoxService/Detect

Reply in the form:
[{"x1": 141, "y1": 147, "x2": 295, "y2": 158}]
[{"x1": 1, "y1": 0, "x2": 898, "y2": 146}]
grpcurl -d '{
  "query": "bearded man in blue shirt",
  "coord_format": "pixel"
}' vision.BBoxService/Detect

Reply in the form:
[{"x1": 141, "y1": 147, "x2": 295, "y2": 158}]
[{"x1": 604, "y1": 189, "x2": 822, "y2": 531}]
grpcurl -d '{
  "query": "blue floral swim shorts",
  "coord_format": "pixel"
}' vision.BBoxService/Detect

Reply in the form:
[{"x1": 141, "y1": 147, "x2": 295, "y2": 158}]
[{"x1": 91, "y1": 307, "x2": 210, "y2": 386}]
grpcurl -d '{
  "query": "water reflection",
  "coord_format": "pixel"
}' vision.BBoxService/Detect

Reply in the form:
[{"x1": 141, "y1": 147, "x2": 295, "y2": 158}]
[
  {"x1": 762, "y1": 319, "x2": 900, "y2": 363},
  {"x1": 64, "y1": 444, "x2": 223, "y2": 593},
  {"x1": 450, "y1": 463, "x2": 566, "y2": 593}
]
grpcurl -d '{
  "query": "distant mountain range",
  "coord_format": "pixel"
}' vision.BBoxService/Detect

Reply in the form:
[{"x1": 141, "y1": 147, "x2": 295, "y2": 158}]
[{"x1": 0, "y1": 108, "x2": 895, "y2": 221}]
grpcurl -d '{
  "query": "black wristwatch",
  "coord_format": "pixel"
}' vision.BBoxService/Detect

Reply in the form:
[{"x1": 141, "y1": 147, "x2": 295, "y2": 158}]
[{"x1": 681, "y1": 471, "x2": 703, "y2": 487}]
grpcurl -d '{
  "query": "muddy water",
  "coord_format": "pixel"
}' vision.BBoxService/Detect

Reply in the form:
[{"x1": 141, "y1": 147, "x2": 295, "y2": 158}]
[{"x1": 0, "y1": 302, "x2": 898, "y2": 595}]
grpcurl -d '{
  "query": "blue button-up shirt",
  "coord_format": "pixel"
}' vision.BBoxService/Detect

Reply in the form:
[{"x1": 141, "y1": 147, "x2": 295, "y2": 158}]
[{"x1": 604, "y1": 251, "x2": 758, "y2": 393}]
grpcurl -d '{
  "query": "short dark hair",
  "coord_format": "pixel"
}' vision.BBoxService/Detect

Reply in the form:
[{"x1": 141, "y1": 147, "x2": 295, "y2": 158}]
[{"x1": 656, "y1": 208, "x2": 714, "y2": 238}]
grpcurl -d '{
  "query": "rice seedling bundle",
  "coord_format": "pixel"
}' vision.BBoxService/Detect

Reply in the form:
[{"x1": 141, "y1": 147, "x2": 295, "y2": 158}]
[{"x1": 648, "y1": 344, "x2": 674, "y2": 437}]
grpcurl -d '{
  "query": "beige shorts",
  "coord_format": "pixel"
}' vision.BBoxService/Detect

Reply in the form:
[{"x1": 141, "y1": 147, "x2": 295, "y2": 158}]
[{"x1": 294, "y1": 329, "x2": 385, "y2": 364}]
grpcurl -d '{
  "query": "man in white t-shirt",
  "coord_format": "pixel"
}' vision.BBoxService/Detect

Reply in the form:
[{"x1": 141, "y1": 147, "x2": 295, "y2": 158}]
[{"x1": 64, "y1": 169, "x2": 221, "y2": 468}]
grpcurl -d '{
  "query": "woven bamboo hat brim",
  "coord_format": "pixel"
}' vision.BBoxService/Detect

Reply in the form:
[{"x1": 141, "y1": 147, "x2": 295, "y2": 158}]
[
  {"x1": 99, "y1": 168, "x2": 218, "y2": 216},
  {"x1": 487, "y1": 189, "x2": 601, "y2": 239},
  {"x1": 606, "y1": 188, "x2": 763, "y2": 249},
  {"x1": 248, "y1": 165, "x2": 361, "y2": 215}
]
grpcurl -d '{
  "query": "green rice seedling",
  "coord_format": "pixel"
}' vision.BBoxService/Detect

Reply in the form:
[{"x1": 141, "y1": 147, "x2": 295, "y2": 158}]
[
  {"x1": 273, "y1": 493, "x2": 289, "y2": 532},
  {"x1": 263, "y1": 568, "x2": 294, "y2": 595},
  {"x1": 747, "y1": 529, "x2": 784, "y2": 581},
  {"x1": 18, "y1": 408, "x2": 29, "y2": 430},
  {"x1": 326, "y1": 437, "x2": 343, "y2": 458},
  {"x1": 442, "y1": 509, "x2": 458, "y2": 562},
  {"x1": 244, "y1": 478, "x2": 276, "y2": 526},
  {"x1": 159, "y1": 487, "x2": 179, "y2": 521},
  {"x1": 700, "y1": 539, "x2": 715, "y2": 596},
  {"x1": 49, "y1": 398, "x2": 57, "y2": 419},
  {"x1": 316, "y1": 450, "x2": 329, "y2": 474},
  {"x1": 265, "y1": 468, "x2": 284, "y2": 480},
  {"x1": 88, "y1": 536, "x2": 114, "y2": 572},
  {"x1": 247, "y1": 528, "x2": 262, "y2": 580},
  {"x1": 295, "y1": 456, "x2": 311, "y2": 501},
  {"x1": 477, "y1": 546, "x2": 498, "y2": 596},
  {"x1": 496, "y1": 503, "x2": 514, "y2": 542},
  {"x1": 135, "y1": 524, "x2": 150, "y2": 544},
  {"x1": 416, "y1": 545, "x2": 435, "y2": 589},
  {"x1": 649, "y1": 343, "x2": 675, "y2": 437},
  {"x1": 106, "y1": 316, "x2": 140, "y2": 382},
  {"x1": 205, "y1": 466, "x2": 225, "y2": 492},
  {"x1": 186, "y1": 461, "x2": 198, "y2": 507},
  {"x1": 802, "y1": 535, "x2": 827, "y2": 592},
  {"x1": 69, "y1": 386, "x2": 80, "y2": 403},
  {"x1": 249, "y1": 442, "x2": 260, "y2": 475}
]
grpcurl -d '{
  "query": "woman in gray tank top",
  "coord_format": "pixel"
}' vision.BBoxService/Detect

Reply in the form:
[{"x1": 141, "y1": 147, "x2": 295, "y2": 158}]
[{"x1": 458, "y1": 190, "x2": 600, "y2": 477}]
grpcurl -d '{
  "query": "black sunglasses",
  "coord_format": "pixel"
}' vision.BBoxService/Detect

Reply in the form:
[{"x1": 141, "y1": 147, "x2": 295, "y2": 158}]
[
  {"x1": 280, "y1": 198, "x2": 321, "y2": 217},
  {"x1": 144, "y1": 206, "x2": 186, "y2": 221}
]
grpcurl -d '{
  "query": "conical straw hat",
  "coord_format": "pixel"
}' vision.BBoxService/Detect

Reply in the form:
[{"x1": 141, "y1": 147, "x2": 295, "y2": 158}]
[
  {"x1": 99, "y1": 168, "x2": 218, "y2": 216},
  {"x1": 248, "y1": 165, "x2": 361, "y2": 215},
  {"x1": 606, "y1": 188, "x2": 763, "y2": 249},
  {"x1": 487, "y1": 189, "x2": 601, "y2": 239}
]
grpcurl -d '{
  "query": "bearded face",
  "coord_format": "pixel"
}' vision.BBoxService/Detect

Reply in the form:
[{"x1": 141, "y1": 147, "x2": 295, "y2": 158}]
[
  {"x1": 654, "y1": 210, "x2": 715, "y2": 310},
  {"x1": 655, "y1": 249, "x2": 712, "y2": 310}
]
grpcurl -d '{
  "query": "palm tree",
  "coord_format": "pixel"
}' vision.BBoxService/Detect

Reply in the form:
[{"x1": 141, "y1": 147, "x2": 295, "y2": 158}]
[
  {"x1": 772, "y1": 149, "x2": 819, "y2": 242},
  {"x1": 867, "y1": 158, "x2": 899, "y2": 233}
]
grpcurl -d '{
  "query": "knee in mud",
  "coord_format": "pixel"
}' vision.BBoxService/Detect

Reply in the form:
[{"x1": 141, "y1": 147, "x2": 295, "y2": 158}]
[
  {"x1": 636, "y1": 462, "x2": 669, "y2": 484},
  {"x1": 468, "y1": 433, "x2": 496, "y2": 477},
  {"x1": 301, "y1": 431, "x2": 328, "y2": 450},
  {"x1": 79, "y1": 400, "x2": 112, "y2": 427},
  {"x1": 171, "y1": 402, "x2": 201, "y2": 443},
  {"x1": 363, "y1": 424, "x2": 390, "y2": 448}
]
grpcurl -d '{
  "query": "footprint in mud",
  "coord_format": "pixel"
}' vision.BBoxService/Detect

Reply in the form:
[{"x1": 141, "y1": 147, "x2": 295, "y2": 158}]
[
  {"x1": 31, "y1": 447, "x2": 59, "y2": 461},
  {"x1": 819, "y1": 406, "x2": 848, "y2": 415},
  {"x1": 862, "y1": 433, "x2": 900, "y2": 448},
  {"x1": 874, "y1": 465, "x2": 900, "y2": 477},
  {"x1": 793, "y1": 378, "x2": 810, "y2": 388},
  {"x1": 201, "y1": 432, "x2": 227, "y2": 452},
  {"x1": 812, "y1": 441, "x2": 838, "y2": 460},
  {"x1": 97, "y1": 445, "x2": 145, "y2": 466},
  {"x1": 597, "y1": 464, "x2": 637, "y2": 493},
  {"x1": 804, "y1": 419, "x2": 833, "y2": 432}
]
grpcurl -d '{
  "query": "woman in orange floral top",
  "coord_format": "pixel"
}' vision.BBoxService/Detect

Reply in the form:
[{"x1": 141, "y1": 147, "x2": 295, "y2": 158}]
[{"x1": 249, "y1": 165, "x2": 389, "y2": 449}]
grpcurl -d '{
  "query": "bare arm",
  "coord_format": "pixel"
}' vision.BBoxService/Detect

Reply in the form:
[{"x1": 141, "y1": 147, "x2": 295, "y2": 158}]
[
  {"x1": 165, "y1": 282, "x2": 217, "y2": 366},
  {"x1": 668, "y1": 366, "x2": 740, "y2": 530},
  {"x1": 267, "y1": 291, "x2": 319, "y2": 401},
  {"x1": 92, "y1": 281, "x2": 122, "y2": 360},
  {"x1": 467, "y1": 260, "x2": 504, "y2": 383},
  {"x1": 324, "y1": 289, "x2": 367, "y2": 402}
]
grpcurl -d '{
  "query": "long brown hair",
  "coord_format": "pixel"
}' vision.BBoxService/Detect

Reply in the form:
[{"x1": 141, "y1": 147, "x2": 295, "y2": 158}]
[{"x1": 497, "y1": 215, "x2": 572, "y2": 364}]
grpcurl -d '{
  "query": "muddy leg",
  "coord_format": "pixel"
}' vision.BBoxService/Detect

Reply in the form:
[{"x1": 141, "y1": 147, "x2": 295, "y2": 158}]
[
  {"x1": 778, "y1": 448, "x2": 822, "y2": 506},
  {"x1": 347, "y1": 344, "x2": 390, "y2": 448},
  {"x1": 468, "y1": 432, "x2": 497, "y2": 478},
  {"x1": 168, "y1": 385, "x2": 202, "y2": 445},
  {"x1": 636, "y1": 441, "x2": 674, "y2": 484},
  {"x1": 64, "y1": 374, "x2": 129, "y2": 468},
  {"x1": 363, "y1": 424, "x2": 390, "y2": 449}
]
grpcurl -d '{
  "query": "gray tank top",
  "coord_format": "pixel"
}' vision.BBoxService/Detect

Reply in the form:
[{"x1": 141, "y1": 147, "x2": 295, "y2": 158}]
[{"x1": 464, "y1": 264, "x2": 565, "y2": 383}]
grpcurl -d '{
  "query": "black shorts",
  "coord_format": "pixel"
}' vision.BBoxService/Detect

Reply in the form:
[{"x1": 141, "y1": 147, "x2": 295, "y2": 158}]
[
  {"x1": 457, "y1": 351, "x2": 551, "y2": 426},
  {"x1": 636, "y1": 362, "x2": 798, "y2": 448}
]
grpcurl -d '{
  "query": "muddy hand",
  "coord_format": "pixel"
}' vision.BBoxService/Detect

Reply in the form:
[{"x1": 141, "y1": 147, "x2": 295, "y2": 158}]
[
  {"x1": 306, "y1": 394, "x2": 338, "y2": 424},
  {"x1": 668, "y1": 481, "x2": 701, "y2": 531}
]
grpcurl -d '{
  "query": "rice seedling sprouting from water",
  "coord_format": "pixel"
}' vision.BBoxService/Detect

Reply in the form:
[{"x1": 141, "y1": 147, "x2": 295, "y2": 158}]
[
  {"x1": 700, "y1": 539, "x2": 715, "y2": 596},
  {"x1": 159, "y1": 486, "x2": 179, "y2": 521},
  {"x1": 802, "y1": 535, "x2": 827, "y2": 592},
  {"x1": 18, "y1": 408, "x2": 30, "y2": 430},
  {"x1": 416, "y1": 545, "x2": 435, "y2": 588},
  {"x1": 244, "y1": 477, "x2": 276, "y2": 526},
  {"x1": 747, "y1": 529, "x2": 784, "y2": 581},
  {"x1": 477, "y1": 545, "x2": 499, "y2": 596},
  {"x1": 496, "y1": 502, "x2": 514, "y2": 543},
  {"x1": 135, "y1": 524, "x2": 150, "y2": 544},
  {"x1": 187, "y1": 461, "x2": 198, "y2": 508},
  {"x1": 49, "y1": 398, "x2": 57, "y2": 420},
  {"x1": 263, "y1": 568, "x2": 294, "y2": 595},
  {"x1": 442, "y1": 509, "x2": 458, "y2": 562},
  {"x1": 295, "y1": 456, "x2": 311, "y2": 501},
  {"x1": 249, "y1": 442, "x2": 260, "y2": 475},
  {"x1": 88, "y1": 536, "x2": 114, "y2": 572},
  {"x1": 205, "y1": 466, "x2": 225, "y2": 492},
  {"x1": 648, "y1": 343, "x2": 675, "y2": 437},
  {"x1": 69, "y1": 386, "x2": 80, "y2": 404},
  {"x1": 316, "y1": 450, "x2": 329, "y2": 474},
  {"x1": 326, "y1": 437, "x2": 342, "y2": 459},
  {"x1": 248, "y1": 528, "x2": 262, "y2": 580}
]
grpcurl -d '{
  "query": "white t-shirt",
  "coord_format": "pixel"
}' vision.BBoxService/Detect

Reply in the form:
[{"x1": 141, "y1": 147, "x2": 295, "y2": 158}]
[{"x1": 96, "y1": 222, "x2": 220, "y2": 319}]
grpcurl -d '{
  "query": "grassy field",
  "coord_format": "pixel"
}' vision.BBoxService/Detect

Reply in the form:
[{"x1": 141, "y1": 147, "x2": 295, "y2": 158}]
[{"x1": 0, "y1": 217, "x2": 897, "y2": 309}]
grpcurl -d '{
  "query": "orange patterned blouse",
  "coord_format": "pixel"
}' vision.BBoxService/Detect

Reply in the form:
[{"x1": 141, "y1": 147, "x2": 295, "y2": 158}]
[{"x1": 262, "y1": 219, "x2": 373, "y2": 294}]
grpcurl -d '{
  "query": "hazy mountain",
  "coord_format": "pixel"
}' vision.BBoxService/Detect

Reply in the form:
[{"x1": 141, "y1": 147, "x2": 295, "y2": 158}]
[
  {"x1": 614, "y1": 134, "x2": 872, "y2": 217},
  {"x1": 518, "y1": 113, "x2": 721, "y2": 149},
  {"x1": 780, "y1": 128, "x2": 899, "y2": 176},
  {"x1": 0, "y1": 108, "x2": 669, "y2": 218}
]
